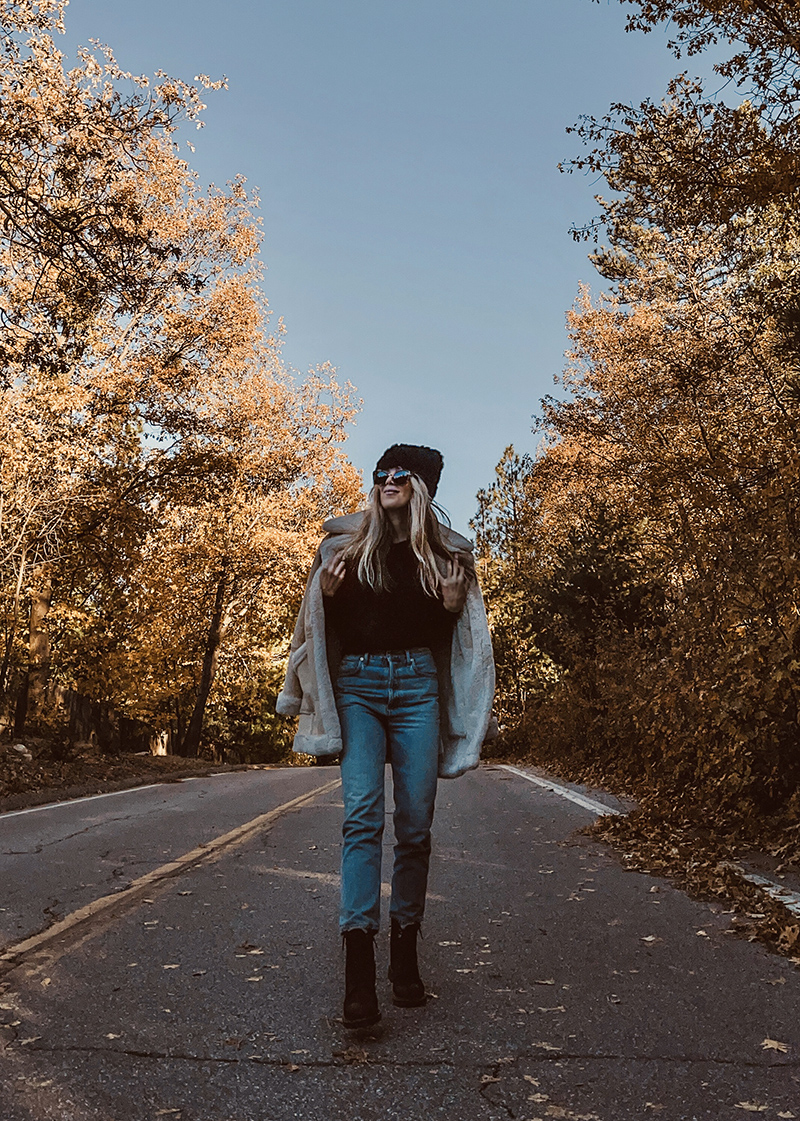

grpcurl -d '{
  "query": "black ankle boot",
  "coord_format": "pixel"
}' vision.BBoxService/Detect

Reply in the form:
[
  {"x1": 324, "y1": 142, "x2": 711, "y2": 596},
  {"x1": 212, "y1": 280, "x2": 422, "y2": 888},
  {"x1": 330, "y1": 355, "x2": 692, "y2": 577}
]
[
  {"x1": 342, "y1": 929, "x2": 381, "y2": 1029},
  {"x1": 388, "y1": 919, "x2": 427, "y2": 1007}
]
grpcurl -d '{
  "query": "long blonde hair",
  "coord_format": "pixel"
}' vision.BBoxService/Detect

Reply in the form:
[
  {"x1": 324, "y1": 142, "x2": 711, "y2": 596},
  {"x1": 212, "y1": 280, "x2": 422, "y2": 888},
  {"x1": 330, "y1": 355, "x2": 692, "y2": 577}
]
[{"x1": 341, "y1": 476, "x2": 454, "y2": 594}]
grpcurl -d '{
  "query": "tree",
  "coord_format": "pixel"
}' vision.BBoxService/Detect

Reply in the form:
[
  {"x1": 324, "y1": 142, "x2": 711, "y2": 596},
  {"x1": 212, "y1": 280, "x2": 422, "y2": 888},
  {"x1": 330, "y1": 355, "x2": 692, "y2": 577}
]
[
  {"x1": 0, "y1": 1, "x2": 362, "y2": 758},
  {"x1": 480, "y1": 0, "x2": 800, "y2": 818}
]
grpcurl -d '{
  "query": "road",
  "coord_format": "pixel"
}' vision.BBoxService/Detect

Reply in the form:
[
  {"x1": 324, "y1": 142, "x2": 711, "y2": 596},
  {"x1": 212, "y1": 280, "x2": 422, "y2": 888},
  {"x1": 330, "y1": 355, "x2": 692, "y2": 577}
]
[{"x1": 0, "y1": 764, "x2": 798, "y2": 1120}]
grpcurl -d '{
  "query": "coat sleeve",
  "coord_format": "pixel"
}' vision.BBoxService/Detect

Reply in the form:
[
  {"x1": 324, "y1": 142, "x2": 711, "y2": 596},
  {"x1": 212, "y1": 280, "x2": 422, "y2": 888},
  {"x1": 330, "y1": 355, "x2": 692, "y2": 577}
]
[{"x1": 275, "y1": 547, "x2": 323, "y2": 717}]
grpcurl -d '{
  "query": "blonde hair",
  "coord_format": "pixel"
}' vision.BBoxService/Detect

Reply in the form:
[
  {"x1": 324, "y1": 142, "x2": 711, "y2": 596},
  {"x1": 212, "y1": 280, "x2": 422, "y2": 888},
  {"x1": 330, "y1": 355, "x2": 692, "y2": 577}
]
[{"x1": 341, "y1": 475, "x2": 454, "y2": 594}]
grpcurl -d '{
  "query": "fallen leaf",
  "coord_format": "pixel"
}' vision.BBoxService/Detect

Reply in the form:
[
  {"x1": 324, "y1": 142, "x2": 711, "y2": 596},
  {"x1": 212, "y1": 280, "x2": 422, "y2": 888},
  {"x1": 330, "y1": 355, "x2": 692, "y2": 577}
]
[
  {"x1": 247, "y1": 949, "x2": 264, "y2": 955},
  {"x1": 456, "y1": 968, "x2": 475, "y2": 974},
  {"x1": 533, "y1": 1041, "x2": 560, "y2": 1052},
  {"x1": 736, "y1": 1104, "x2": 768, "y2": 1113},
  {"x1": 537, "y1": 1005, "x2": 567, "y2": 1013},
  {"x1": 765, "y1": 977, "x2": 787, "y2": 985},
  {"x1": 641, "y1": 935, "x2": 661, "y2": 944},
  {"x1": 105, "y1": 1033, "x2": 121, "y2": 1040},
  {"x1": 761, "y1": 1038, "x2": 790, "y2": 1053},
  {"x1": 523, "y1": 1075, "x2": 541, "y2": 1086},
  {"x1": 696, "y1": 930, "x2": 709, "y2": 937},
  {"x1": 162, "y1": 964, "x2": 180, "y2": 970},
  {"x1": 528, "y1": 1093, "x2": 550, "y2": 1103},
  {"x1": 177, "y1": 891, "x2": 192, "y2": 896},
  {"x1": 534, "y1": 979, "x2": 556, "y2": 986},
  {"x1": 192, "y1": 970, "x2": 207, "y2": 977},
  {"x1": 155, "y1": 1111, "x2": 181, "y2": 1117},
  {"x1": 777, "y1": 1113, "x2": 796, "y2": 1119},
  {"x1": 480, "y1": 1075, "x2": 501, "y2": 1084},
  {"x1": 438, "y1": 940, "x2": 461, "y2": 946},
  {"x1": 286, "y1": 1064, "x2": 300, "y2": 1072},
  {"x1": 246, "y1": 976, "x2": 263, "y2": 983}
]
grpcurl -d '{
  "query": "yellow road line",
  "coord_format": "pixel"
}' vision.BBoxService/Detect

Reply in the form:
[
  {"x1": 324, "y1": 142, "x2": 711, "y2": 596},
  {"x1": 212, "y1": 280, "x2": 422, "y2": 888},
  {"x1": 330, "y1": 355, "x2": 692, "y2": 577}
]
[{"x1": 0, "y1": 776, "x2": 341, "y2": 974}]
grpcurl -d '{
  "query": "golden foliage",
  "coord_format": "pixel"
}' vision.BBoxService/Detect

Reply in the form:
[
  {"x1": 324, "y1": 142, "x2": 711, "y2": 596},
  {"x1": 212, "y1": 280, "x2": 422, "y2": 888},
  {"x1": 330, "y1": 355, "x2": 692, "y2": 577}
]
[
  {"x1": 0, "y1": 1, "x2": 362, "y2": 758},
  {"x1": 482, "y1": 0, "x2": 800, "y2": 828}
]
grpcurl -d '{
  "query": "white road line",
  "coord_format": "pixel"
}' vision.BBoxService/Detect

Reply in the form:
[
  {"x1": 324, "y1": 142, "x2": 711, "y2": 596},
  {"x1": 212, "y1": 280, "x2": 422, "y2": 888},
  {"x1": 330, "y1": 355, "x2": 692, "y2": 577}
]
[
  {"x1": 722, "y1": 864, "x2": 800, "y2": 919},
  {"x1": 500, "y1": 763, "x2": 800, "y2": 923},
  {"x1": 0, "y1": 776, "x2": 342, "y2": 971},
  {"x1": 0, "y1": 771, "x2": 237, "y2": 819},
  {"x1": 498, "y1": 763, "x2": 623, "y2": 817},
  {"x1": 0, "y1": 783, "x2": 172, "y2": 819}
]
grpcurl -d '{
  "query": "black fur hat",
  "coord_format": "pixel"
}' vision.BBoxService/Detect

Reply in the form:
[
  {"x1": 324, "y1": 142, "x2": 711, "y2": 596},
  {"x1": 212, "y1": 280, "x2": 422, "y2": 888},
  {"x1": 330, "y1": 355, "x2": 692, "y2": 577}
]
[{"x1": 375, "y1": 443, "x2": 444, "y2": 499}]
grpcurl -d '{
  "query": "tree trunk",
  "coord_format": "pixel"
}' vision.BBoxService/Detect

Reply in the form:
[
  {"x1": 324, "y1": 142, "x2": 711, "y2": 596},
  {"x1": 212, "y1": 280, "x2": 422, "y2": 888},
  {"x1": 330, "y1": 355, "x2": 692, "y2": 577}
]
[
  {"x1": 14, "y1": 567, "x2": 54, "y2": 737},
  {"x1": 177, "y1": 566, "x2": 230, "y2": 758},
  {"x1": 0, "y1": 546, "x2": 27, "y2": 696}
]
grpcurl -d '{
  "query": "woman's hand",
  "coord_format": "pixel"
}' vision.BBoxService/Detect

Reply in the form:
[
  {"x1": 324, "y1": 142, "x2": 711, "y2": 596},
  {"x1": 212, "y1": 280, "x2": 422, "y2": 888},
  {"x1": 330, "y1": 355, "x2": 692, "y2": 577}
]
[
  {"x1": 320, "y1": 553, "x2": 346, "y2": 598},
  {"x1": 441, "y1": 555, "x2": 468, "y2": 614}
]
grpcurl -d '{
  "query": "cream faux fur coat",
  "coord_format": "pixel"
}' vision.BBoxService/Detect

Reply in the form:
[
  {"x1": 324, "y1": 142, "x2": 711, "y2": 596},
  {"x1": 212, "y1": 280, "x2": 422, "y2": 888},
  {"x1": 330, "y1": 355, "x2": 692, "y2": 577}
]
[{"x1": 276, "y1": 511, "x2": 496, "y2": 778}]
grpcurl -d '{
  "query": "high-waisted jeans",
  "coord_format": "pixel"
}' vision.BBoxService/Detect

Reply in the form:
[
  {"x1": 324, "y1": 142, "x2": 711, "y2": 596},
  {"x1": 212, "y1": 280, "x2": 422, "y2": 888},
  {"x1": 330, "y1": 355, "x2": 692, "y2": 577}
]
[{"x1": 335, "y1": 648, "x2": 440, "y2": 933}]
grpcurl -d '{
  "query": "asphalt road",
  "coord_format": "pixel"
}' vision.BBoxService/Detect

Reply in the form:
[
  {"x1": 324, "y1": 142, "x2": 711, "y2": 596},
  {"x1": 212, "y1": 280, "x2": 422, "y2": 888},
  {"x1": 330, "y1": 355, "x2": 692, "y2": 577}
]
[{"x1": 0, "y1": 764, "x2": 798, "y2": 1121}]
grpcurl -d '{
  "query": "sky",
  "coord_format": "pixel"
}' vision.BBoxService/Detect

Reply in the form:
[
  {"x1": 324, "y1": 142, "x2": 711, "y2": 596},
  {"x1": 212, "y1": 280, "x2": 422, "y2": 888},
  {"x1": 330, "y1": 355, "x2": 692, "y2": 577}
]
[{"x1": 60, "y1": 0, "x2": 715, "y2": 532}]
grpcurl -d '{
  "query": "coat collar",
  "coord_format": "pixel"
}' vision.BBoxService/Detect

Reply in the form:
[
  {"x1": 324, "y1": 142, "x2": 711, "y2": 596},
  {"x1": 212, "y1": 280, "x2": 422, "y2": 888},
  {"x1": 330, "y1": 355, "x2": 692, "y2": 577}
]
[{"x1": 321, "y1": 509, "x2": 474, "y2": 554}]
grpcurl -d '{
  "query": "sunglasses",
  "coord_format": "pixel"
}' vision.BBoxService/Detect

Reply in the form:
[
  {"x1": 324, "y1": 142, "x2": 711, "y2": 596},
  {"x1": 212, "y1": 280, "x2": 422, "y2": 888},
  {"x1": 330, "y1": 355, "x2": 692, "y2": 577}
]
[{"x1": 372, "y1": 468, "x2": 414, "y2": 487}]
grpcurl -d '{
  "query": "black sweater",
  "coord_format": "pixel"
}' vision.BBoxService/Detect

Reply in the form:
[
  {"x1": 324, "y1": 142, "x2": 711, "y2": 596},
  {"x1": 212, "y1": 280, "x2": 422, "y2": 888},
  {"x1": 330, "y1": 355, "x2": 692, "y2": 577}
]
[{"x1": 323, "y1": 541, "x2": 456, "y2": 654}]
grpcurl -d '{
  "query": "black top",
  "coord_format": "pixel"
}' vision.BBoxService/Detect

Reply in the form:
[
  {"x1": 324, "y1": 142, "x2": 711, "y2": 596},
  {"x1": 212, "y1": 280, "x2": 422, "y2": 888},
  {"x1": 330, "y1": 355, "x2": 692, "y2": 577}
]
[{"x1": 323, "y1": 540, "x2": 457, "y2": 654}]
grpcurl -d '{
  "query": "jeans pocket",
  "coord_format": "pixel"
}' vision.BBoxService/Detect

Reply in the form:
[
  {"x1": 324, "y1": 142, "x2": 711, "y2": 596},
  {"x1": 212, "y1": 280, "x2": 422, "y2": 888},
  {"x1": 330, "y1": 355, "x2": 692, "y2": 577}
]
[
  {"x1": 337, "y1": 656, "x2": 363, "y2": 680},
  {"x1": 410, "y1": 652, "x2": 438, "y2": 678}
]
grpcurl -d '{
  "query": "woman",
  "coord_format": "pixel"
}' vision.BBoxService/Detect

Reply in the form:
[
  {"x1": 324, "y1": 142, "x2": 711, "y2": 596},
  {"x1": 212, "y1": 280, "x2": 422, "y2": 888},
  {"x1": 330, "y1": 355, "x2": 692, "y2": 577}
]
[{"x1": 277, "y1": 444, "x2": 495, "y2": 1029}]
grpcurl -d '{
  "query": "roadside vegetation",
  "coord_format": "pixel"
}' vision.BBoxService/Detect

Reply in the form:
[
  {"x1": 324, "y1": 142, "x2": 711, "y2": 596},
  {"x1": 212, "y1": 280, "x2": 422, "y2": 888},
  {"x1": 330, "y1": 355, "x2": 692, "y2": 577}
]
[
  {"x1": 477, "y1": 0, "x2": 800, "y2": 939},
  {"x1": 0, "y1": 0, "x2": 361, "y2": 780}
]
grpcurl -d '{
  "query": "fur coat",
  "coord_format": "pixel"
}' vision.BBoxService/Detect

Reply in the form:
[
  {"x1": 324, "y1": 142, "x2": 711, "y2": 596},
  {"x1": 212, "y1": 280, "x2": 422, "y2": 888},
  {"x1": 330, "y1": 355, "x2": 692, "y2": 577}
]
[{"x1": 276, "y1": 511, "x2": 496, "y2": 778}]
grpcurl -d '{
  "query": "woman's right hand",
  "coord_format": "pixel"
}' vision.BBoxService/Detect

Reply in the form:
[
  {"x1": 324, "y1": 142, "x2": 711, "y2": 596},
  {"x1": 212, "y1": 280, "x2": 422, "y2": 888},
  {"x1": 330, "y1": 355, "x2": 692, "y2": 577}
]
[{"x1": 320, "y1": 554, "x2": 346, "y2": 598}]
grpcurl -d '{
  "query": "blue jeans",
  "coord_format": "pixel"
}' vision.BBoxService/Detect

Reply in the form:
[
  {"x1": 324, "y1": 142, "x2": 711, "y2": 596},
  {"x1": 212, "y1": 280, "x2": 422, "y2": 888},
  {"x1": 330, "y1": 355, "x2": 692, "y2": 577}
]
[{"x1": 335, "y1": 648, "x2": 440, "y2": 933}]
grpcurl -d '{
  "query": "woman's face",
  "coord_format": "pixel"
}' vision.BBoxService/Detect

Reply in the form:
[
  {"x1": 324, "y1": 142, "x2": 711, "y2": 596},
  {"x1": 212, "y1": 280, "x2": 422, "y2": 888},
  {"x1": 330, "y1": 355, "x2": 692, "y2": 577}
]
[{"x1": 378, "y1": 467, "x2": 413, "y2": 511}]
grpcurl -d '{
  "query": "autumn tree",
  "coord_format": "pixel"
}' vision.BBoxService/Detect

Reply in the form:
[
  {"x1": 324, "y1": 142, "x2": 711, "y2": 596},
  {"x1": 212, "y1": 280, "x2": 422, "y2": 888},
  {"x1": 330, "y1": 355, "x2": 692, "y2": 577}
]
[
  {"x1": 0, "y1": 0, "x2": 362, "y2": 757},
  {"x1": 481, "y1": 0, "x2": 800, "y2": 820}
]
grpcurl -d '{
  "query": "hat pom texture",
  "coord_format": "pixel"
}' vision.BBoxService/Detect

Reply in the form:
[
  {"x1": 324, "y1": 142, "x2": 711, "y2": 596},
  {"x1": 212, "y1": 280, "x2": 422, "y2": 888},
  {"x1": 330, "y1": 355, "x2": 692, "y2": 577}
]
[{"x1": 376, "y1": 444, "x2": 443, "y2": 499}]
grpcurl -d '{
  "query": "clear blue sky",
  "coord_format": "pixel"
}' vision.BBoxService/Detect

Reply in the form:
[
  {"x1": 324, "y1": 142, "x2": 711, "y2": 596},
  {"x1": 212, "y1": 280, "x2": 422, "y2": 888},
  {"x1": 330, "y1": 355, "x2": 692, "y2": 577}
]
[{"x1": 62, "y1": 0, "x2": 707, "y2": 531}]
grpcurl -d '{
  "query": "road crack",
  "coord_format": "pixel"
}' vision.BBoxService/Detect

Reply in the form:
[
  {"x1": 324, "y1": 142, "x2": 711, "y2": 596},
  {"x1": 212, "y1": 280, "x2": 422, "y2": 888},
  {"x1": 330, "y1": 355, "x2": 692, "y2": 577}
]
[
  {"x1": 12, "y1": 1042, "x2": 796, "y2": 1071},
  {"x1": 9, "y1": 1042, "x2": 465, "y2": 1069}
]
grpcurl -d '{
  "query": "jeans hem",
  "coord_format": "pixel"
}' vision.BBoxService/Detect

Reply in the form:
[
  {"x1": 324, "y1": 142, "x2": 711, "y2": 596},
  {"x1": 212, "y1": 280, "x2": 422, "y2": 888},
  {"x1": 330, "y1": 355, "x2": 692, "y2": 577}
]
[{"x1": 340, "y1": 923, "x2": 380, "y2": 935}]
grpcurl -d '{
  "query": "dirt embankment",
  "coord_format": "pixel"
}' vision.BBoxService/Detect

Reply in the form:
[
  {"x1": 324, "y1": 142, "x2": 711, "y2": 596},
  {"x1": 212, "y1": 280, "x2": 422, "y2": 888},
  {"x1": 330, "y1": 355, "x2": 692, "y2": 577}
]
[{"x1": 0, "y1": 742, "x2": 251, "y2": 814}]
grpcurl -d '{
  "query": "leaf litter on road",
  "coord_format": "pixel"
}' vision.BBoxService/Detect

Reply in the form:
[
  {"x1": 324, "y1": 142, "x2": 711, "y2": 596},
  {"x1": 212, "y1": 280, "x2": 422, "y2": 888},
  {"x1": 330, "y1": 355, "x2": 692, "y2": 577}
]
[{"x1": 761, "y1": 1038, "x2": 790, "y2": 1052}]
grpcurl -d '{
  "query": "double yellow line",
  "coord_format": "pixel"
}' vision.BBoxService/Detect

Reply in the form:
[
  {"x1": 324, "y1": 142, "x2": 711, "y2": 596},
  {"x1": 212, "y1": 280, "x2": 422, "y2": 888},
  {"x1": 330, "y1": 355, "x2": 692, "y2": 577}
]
[{"x1": 0, "y1": 776, "x2": 341, "y2": 977}]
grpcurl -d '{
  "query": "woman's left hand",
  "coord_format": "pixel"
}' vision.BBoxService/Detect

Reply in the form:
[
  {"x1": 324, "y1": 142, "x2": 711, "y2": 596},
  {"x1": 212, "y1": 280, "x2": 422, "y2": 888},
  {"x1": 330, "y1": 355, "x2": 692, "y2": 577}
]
[{"x1": 441, "y1": 555, "x2": 468, "y2": 613}]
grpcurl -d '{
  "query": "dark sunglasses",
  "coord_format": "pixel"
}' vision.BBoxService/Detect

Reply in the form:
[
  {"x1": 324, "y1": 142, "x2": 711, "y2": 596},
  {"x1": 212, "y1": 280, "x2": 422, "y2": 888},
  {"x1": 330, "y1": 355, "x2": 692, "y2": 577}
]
[{"x1": 372, "y1": 468, "x2": 413, "y2": 487}]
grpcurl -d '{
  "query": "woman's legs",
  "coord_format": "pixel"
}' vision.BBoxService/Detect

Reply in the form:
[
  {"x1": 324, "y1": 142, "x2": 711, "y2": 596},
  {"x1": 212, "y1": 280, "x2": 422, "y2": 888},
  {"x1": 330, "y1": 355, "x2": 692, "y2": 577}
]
[
  {"x1": 336, "y1": 650, "x2": 440, "y2": 933},
  {"x1": 338, "y1": 687, "x2": 387, "y2": 934},
  {"x1": 337, "y1": 658, "x2": 389, "y2": 1027},
  {"x1": 387, "y1": 658, "x2": 440, "y2": 928}
]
